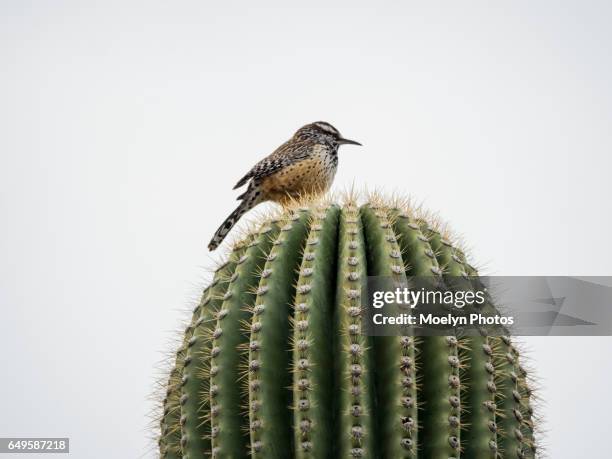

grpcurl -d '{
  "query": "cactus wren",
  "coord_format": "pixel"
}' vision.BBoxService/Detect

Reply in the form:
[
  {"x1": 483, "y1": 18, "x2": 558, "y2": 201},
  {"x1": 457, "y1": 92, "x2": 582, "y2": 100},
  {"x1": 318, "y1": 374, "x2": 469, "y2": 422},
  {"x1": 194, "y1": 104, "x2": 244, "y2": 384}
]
[{"x1": 208, "y1": 121, "x2": 361, "y2": 250}]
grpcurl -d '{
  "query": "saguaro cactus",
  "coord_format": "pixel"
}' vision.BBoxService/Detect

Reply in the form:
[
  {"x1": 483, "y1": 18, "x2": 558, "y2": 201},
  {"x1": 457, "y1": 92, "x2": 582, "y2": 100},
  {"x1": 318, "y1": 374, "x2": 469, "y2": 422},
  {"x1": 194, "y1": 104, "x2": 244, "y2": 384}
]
[{"x1": 158, "y1": 197, "x2": 537, "y2": 458}]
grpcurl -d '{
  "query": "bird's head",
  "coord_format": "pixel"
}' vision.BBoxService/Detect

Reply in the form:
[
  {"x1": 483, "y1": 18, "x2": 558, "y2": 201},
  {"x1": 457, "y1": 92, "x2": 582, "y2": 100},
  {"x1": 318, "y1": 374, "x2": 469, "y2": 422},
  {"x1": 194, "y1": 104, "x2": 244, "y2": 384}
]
[{"x1": 295, "y1": 121, "x2": 362, "y2": 147}]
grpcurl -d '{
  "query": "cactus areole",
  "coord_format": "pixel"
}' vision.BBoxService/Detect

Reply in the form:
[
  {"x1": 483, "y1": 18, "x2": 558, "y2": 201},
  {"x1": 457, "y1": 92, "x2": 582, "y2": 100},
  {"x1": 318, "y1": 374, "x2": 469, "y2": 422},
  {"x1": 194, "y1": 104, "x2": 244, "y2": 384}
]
[{"x1": 158, "y1": 198, "x2": 537, "y2": 458}]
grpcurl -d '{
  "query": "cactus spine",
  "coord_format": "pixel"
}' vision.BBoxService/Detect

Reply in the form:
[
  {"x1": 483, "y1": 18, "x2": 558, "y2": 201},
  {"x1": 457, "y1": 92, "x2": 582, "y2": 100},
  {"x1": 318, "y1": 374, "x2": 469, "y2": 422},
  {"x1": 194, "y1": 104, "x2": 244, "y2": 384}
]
[{"x1": 159, "y1": 198, "x2": 537, "y2": 458}]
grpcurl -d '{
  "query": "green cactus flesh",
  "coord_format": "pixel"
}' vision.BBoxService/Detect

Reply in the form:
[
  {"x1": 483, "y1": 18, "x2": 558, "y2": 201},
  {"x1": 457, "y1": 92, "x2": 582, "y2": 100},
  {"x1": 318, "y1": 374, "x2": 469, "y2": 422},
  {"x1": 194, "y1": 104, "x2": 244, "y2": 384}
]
[{"x1": 159, "y1": 200, "x2": 537, "y2": 458}]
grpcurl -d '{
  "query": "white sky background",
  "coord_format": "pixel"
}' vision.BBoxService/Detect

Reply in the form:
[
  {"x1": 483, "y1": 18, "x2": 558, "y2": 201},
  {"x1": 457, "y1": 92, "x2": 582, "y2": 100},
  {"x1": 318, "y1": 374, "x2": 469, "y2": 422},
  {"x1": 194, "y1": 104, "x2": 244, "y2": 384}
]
[{"x1": 1, "y1": 1, "x2": 611, "y2": 457}]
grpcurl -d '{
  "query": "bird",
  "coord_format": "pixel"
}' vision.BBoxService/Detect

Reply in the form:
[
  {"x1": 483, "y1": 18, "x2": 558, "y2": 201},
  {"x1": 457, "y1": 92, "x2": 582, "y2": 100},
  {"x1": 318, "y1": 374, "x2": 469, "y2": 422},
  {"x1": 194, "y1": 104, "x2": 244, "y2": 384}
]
[{"x1": 207, "y1": 121, "x2": 361, "y2": 251}]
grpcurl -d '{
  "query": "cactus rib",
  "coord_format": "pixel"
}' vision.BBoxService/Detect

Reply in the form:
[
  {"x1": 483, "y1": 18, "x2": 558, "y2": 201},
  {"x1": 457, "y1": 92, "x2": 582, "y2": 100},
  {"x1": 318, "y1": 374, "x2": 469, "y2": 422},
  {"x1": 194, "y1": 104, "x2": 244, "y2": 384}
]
[
  {"x1": 248, "y1": 210, "x2": 311, "y2": 458},
  {"x1": 333, "y1": 203, "x2": 376, "y2": 459},
  {"x1": 292, "y1": 205, "x2": 340, "y2": 458},
  {"x1": 206, "y1": 225, "x2": 280, "y2": 458},
  {"x1": 361, "y1": 205, "x2": 417, "y2": 458}
]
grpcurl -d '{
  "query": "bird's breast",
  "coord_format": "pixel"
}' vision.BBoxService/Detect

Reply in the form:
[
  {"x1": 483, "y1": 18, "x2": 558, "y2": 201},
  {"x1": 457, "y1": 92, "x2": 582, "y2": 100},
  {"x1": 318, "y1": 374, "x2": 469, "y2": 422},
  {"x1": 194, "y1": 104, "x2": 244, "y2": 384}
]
[{"x1": 260, "y1": 145, "x2": 337, "y2": 204}]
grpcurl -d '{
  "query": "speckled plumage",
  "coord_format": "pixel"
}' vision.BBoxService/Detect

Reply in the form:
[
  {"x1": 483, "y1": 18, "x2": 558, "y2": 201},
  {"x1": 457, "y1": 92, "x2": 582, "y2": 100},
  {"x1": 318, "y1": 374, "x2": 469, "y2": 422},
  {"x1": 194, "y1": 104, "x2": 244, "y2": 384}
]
[{"x1": 208, "y1": 121, "x2": 360, "y2": 250}]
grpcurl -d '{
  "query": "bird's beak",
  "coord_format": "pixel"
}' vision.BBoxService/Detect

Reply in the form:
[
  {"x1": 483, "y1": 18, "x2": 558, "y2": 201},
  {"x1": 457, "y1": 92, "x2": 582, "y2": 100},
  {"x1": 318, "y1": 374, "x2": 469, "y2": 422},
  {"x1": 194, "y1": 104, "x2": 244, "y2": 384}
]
[{"x1": 337, "y1": 137, "x2": 362, "y2": 146}]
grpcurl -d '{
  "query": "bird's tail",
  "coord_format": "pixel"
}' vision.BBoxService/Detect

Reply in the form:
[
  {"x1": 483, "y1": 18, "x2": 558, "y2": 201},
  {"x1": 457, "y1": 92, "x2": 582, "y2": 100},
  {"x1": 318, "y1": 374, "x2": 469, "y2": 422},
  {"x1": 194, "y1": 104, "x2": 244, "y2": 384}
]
[{"x1": 208, "y1": 199, "x2": 255, "y2": 251}]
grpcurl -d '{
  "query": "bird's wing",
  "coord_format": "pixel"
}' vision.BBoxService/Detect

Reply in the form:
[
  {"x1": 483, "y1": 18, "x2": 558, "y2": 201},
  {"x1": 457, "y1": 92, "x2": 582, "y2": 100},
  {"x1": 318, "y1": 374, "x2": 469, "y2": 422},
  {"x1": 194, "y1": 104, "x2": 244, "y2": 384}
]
[{"x1": 232, "y1": 141, "x2": 310, "y2": 190}]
